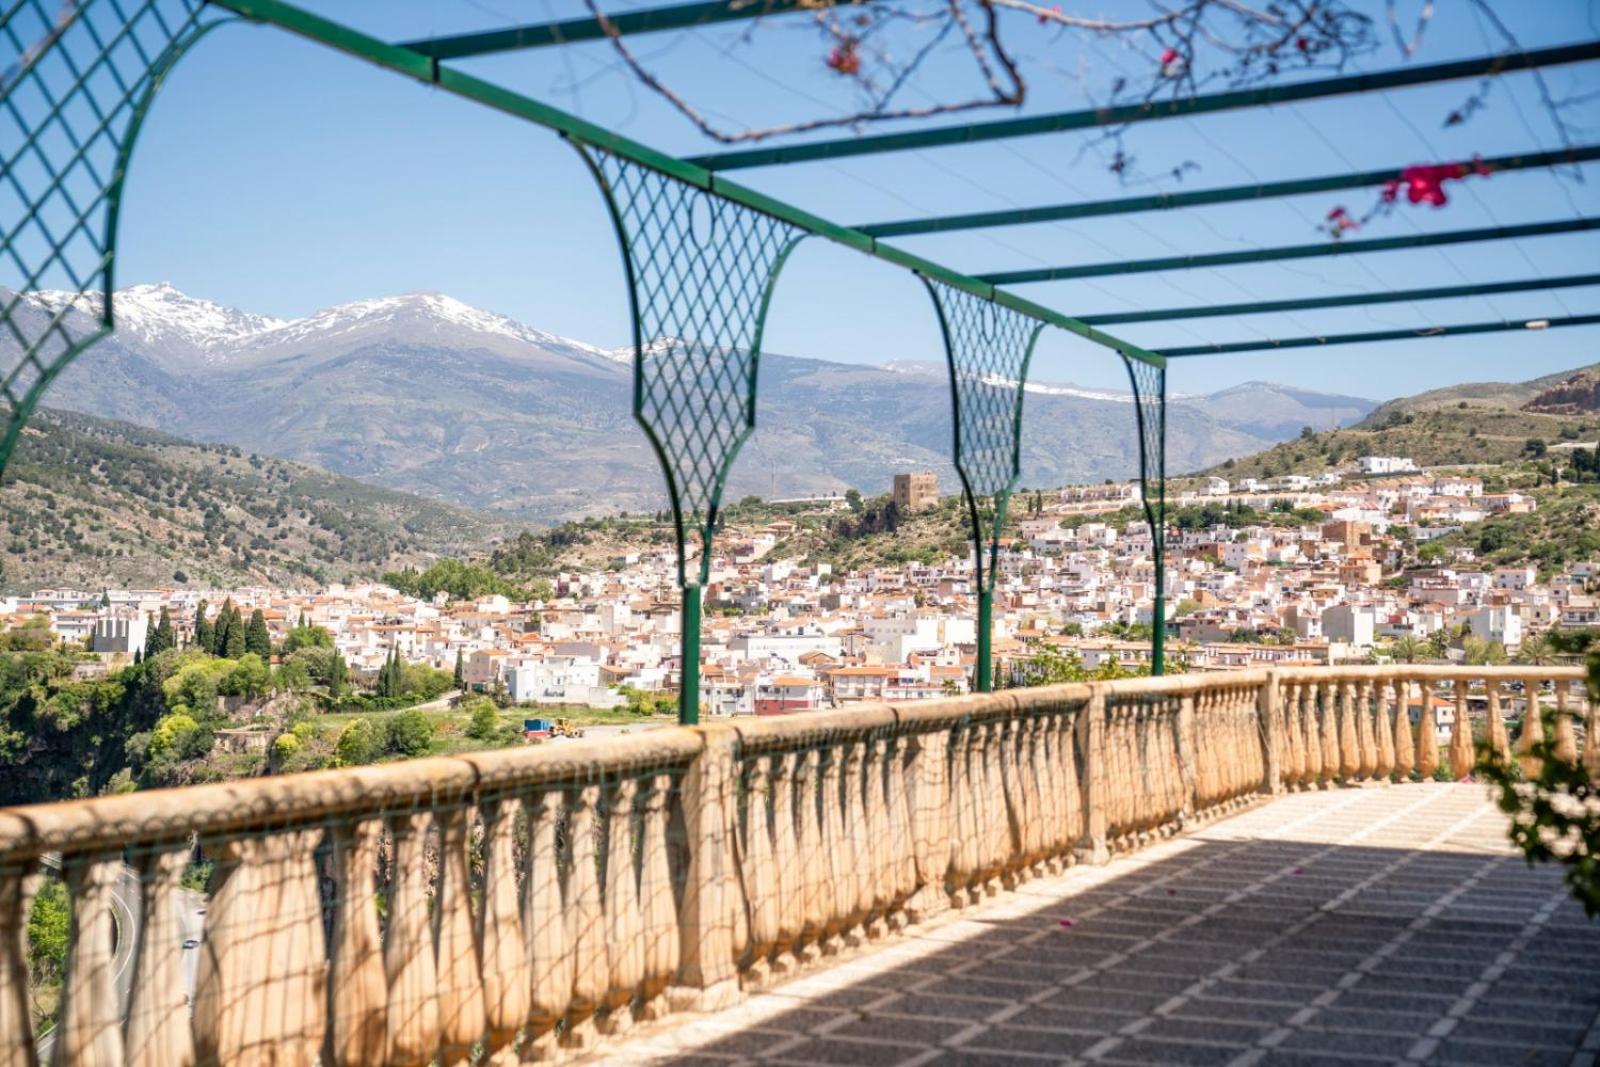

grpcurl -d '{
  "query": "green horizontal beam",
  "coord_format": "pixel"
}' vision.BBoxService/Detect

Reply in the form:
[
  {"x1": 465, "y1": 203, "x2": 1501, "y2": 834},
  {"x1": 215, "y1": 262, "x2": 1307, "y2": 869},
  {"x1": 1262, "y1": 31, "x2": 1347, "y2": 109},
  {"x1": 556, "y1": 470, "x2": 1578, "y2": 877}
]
[
  {"x1": 399, "y1": 0, "x2": 852, "y2": 60},
  {"x1": 209, "y1": 0, "x2": 1163, "y2": 368},
  {"x1": 1162, "y1": 313, "x2": 1600, "y2": 357},
  {"x1": 1082, "y1": 273, "x2": 1600, "y2": 325},
  {"x1": 976, "y1": 217, "x2": 1600, "y2": 285},
  {"x1": 861, "y1": 145, "x2": 1600, "y2": 237},
  {"x1": 689, "y1": 40, "x2": 1600, "y2": 171}
]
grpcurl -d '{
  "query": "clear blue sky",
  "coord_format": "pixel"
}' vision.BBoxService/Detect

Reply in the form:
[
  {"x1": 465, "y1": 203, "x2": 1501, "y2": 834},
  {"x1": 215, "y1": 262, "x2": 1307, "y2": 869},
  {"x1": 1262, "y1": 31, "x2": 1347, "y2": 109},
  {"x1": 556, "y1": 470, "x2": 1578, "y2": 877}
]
[{"x1": 100, "y1": 0, "x2": 1600, "y2": 399}]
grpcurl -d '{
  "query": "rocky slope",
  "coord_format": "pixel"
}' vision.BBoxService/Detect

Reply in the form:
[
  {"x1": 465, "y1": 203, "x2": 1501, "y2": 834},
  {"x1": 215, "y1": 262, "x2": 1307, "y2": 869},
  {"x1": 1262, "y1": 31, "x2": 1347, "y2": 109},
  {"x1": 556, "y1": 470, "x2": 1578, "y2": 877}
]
[{"x1": 0, "y1": 408, "x2": 502, "y2": 592}]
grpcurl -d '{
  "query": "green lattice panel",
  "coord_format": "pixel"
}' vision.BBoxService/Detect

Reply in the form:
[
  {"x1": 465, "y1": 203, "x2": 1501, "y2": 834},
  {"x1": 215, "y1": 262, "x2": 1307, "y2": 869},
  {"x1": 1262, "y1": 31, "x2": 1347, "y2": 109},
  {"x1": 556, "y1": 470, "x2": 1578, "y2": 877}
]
[
  {"x1": 583, "y1": 148, "x2": 800, "y2": 586},
  {"x1": 1, "y1": 0, "x2": 211, "y2": 474},
  {"x1": 1121, "y1": 354, "x2": 1167, "y2": 578},
  {"x1": 926, "y1": 279, "x2": 1043, "y2": 594}
]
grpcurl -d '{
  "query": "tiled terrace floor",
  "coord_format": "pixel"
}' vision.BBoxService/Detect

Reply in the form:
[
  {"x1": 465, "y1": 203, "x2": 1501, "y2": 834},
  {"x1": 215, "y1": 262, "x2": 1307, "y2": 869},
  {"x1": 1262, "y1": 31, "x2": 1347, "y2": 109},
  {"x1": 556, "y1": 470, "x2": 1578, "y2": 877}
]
[{"x1": 610, "y1": 784, "x2": 1600, "y2": 1067}]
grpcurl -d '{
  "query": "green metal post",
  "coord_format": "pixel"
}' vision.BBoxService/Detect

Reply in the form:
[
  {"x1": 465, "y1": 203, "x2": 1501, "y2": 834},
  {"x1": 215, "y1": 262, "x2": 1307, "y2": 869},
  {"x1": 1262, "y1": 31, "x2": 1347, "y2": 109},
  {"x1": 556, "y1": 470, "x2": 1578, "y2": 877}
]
[
  {"x1": 977, "y1": 588, "x2": 994, "y2": 693},
  {"x1": 681, "y1": 583, "x2": 702, "y2": 725},
  {"x1": 1151, "y1": 582, "x2": 1166, "y2": 677}
]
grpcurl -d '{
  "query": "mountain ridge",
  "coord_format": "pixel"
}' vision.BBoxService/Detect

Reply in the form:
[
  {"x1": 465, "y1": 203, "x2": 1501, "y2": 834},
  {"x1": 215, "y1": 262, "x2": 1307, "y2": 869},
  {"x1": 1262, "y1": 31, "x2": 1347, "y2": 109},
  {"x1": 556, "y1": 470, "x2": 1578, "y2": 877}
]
[{"x1": 9, "y1": 284, "x2": 1377, "y2": 520}]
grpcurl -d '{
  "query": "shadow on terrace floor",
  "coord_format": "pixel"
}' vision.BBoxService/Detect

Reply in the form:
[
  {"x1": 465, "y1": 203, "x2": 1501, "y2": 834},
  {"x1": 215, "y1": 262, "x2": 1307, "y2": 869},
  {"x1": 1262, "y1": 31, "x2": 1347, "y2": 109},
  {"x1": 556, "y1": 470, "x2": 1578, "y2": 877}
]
[{"x1": 626, "y1": 784, "x2": 1600, "y2": 1067}]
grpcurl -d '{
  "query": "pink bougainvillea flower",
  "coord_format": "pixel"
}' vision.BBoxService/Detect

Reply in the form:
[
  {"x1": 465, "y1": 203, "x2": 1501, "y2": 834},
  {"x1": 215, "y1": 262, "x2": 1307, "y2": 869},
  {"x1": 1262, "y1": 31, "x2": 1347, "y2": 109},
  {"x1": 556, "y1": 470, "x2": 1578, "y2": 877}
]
[
  {"x1": 1380, "y1": 156, "x2": 1491, "y2": 209},
  {"x1": 1059, "y1": 918, "x2": 1075, "y2": 927},
  {"x1": 1038, "y1": 4, "x2": 1061, "y2": 25},
  {"x1": 826, "y1": 42, "x2": 861, "y2": 75},
  {"x1": 1293, "y1": 867, "x2": 1305, "y2": 875},
  {"x1": 1295, "y1": 36, "x2": 1310, "y2": 53}
]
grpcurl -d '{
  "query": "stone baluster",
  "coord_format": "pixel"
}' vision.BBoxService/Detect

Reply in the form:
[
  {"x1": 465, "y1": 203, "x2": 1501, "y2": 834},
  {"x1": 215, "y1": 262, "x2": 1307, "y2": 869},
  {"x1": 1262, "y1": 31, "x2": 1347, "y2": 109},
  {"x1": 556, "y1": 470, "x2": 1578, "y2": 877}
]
[
  {"x1": 1299, "y1": 684, "x2": 1322, "y2": 787},
  {"x1": 1113, "y1": 703, "x2": 1137, "y2": 837},
  {"x1": 1392, "y1": 679, "x2": 1416, "y2": 780},
  {"x1": 981, "y1": 720, "x2": 1007, "y2": 892},
  {"x1": 384, "y1": 813, "x2": 441, "y2": 1067},
  {"x1": 1354, "y1": 682, "x2": 1376, "y2": 782},
  {"x1": 793, "y1": 750, "x2": 827, "y2": 960},
  {"x1": 1485, "y1": 682, "x2": 1511, "y2": 765},
  {"x1": 638, "y1": 774, "x2": 680, "y2": 1020},
  {"x1": 600, "y1": 779, "x2": 645, "y2": 1033},
  {"x1": 1319, "y1": 683, "x2": 1340, "y2": 784},
  {"x1": 1281, "y1": 682, "x2": 1303, "y2": 790},
  {"x1": 478, "y1": 797, "x2": 529, "y2": 1064},
  {"x1": 1136, "y1": 704, "x2": 1159, "y2": 835},
  {"x1": 864, "y1": 737, "x2": 894, "y2": 936},
  {"x1": 998, "y1": 719, "x2": 1026, "y2": 885},
  {"x1": 1552, "y1": 681, "x2": 1579, "y2": 765},
  {"x1": 908, "y1": 729, "x2": 952, "y2": 920},
  {"x1": 741, "y1": 758, "x2": 779, "y2": 983},
  {"x1": 325, "y1": 820, "x2": 387, "y2": 1067},
  {"x1": 193, "y1": 838, "x2": 253, "y2": 1064},
  {"x1": 817, "y1": 745, "x2": 847, "y2": 949},
  {"x1": 762, "y1": 753, "x2": 797, "y2": 974},
  {"x1": 1416, "y1": 686, "x2": 1441, "y2": 781},
  {"x1": 1373, "y1": 682, "x2": 1395, "y2": 782},
  {"x1": 564, "y1": 784, "x2": 606, "y2": 1048},
  {"x1": 1517, "y1": 680, "x2": 1546, "y2": 778},
  {"x1": 885, "y1": 735, "x2": 918, "y2": 920},
  {"x1": 842, "y1": 740, "x2": 874, "y2": 943},
  {"x1": 523, "y1": 788, "x2": 571, "y2": 1060},
  {"x1": 54, "y1": 853, "x2": 124, "y2": 1066},
  {"x1": 1336, "y1": 682, "x2": 1360, "y2": 781},
  {"x1": 1174, "y1": 693, "x2": 1197, "y2": 826},
  {"x1": 1060, "y1": 708, "x2": 1085, "y2": 856},
  {"x1": 125, "y1": 846, "x2": 194, "y2": 1067},
  {"x1": 435, "y1": 808, "x2": 487, "y2": 1065},
  {"x1": 1448, "y1": 680, "x2": 1476, "y2": 780},
  {"x1": 0, "y1": 861, "x2": 38, "y2": 1067}
]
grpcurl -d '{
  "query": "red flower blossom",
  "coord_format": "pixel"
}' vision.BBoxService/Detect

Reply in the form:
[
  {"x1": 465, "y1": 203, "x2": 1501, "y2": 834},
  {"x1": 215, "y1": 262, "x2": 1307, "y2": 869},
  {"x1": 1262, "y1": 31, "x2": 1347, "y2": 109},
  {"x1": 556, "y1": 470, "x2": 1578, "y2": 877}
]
[
  {"x1": 1325, "y1": 205, "x2": 1360, "y2": 238},
  {"x1": 1160, "y1": 47, "x2": 1179, "y2": 64},
  {"x1": 826, "y1": 42, "x2": 861, "y2": 75},
  {"x1": 1037, "y1": 4, "x2": 1061, "y2": 25},
  {"x1": 1380, "y1": 155, "x2": 1491, "y2": 208},
  {"x1": 1295, "y1": 36, "x2": 1310, "y2": 52}
]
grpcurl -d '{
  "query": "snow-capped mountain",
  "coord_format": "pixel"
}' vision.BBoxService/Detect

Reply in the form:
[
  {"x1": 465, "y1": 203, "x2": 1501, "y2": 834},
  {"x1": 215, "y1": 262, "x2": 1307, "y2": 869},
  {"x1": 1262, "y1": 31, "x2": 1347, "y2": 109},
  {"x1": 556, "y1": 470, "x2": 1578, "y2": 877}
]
[
  {"x1": 22, "y1": 285, "x2": 617, "y2": 370},
  {"x1": 29, "y1": 282, "x2": 287, "y2": 364},
  {"x1": 5, "y1": 283, "x2": 1376, "y2": 520}
]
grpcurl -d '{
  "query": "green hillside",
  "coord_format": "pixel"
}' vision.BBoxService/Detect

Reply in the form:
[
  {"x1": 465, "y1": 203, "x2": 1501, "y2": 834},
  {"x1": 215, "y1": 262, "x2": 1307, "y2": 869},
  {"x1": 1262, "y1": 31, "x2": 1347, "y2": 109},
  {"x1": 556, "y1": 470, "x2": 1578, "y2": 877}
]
[{"x1": 0, "y1": 409, "x2": 504, "y2": 592}]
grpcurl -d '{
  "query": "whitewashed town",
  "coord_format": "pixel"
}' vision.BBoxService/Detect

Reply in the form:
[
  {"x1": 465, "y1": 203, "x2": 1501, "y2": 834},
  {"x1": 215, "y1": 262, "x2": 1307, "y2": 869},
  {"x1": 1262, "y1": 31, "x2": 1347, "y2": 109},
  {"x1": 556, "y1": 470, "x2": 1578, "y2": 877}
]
[{"x1": 10, "y1": 457, "x2": 1594, "y2": 721}]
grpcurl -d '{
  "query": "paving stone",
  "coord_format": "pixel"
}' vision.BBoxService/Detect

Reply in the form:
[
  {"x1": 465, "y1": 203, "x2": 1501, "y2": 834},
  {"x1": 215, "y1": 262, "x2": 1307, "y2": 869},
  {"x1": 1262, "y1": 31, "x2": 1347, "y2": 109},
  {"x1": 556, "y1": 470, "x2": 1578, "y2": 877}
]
[
  {"x1": 874, "y1": 993, "x2": 1021, "y2": 1022},
  {"x1": 1097, "y1": 1035, "x2": 1250, "y2": 1065},
  {"x1": 765, "y1": 1037, "x2": 928, "y2": 1065},
  {"x1": 957, "y1": 1024, "x2": 1110, "y2": 1057},
  {"x1": 1425, "y1": 1039, "x2": 1577, "y2": 1066},
  {"x1": 827, "y1": 1016, "x2": 976, "y2": 1045},
  {"x1": 1279, "y1": 1026, "x2": 1417, "y2": 1058},
  {"x1": 921, "y1": 1050, "x2": 1064, "y2": 1066}
]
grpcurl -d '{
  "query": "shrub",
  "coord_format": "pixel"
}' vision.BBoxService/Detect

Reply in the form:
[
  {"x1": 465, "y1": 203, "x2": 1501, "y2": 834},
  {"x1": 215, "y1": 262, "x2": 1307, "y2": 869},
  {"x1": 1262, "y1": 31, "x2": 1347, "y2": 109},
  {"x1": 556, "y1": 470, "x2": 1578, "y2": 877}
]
[
  {"x1": 464, "y1": 699, "x2": 501, "y2": 741},
  {"x1": 386, "y1": 710, "x2": 434, "y2": 758},
  {"x1": 333, "y1": 718, "x2": 383, "y2": 766}
]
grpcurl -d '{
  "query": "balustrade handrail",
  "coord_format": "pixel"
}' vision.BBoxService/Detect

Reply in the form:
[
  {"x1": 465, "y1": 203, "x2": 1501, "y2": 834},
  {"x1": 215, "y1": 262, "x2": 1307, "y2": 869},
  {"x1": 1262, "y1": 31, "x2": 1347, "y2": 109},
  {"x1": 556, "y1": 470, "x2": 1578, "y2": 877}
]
[{"x1": 0, "y1": 666, "x2": 1583, "y2": 859}]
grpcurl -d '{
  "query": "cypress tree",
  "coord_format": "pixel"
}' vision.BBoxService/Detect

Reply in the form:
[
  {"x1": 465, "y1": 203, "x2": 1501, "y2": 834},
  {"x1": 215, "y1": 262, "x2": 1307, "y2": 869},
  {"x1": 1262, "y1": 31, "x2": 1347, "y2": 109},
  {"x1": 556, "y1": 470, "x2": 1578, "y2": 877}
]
[
  {"x1": 152, "y1": 606, "x2": 175, "y2": 655},
  {"x1": 245, "y1": 609, "x2": 272, "y2": 659},
  {"x1": 193, "y1": 600, "x2": 212, "y2": 652},
  {"x1": 213, "y1": 599, "x2": 235, "y2": 656},
  {"x1": 453, "y1": 648, "x2": 465, "y2": 689},
  {"x1": 328, "y1": 650, "x2": 348, "y2": 697},
  {"x1": 143, "y1": 614, "x2": 159, "y2": 660},
  {"x1": 222, "y1": 605, "x2": 245, "y2": 659}
]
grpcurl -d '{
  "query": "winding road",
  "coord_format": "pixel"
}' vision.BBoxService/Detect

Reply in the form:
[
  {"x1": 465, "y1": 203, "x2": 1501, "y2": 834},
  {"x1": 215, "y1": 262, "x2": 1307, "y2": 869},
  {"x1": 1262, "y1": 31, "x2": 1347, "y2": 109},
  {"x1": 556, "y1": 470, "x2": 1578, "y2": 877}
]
[{"x1": 35, "y1": 856, "x2": 205, "y2": 1060}]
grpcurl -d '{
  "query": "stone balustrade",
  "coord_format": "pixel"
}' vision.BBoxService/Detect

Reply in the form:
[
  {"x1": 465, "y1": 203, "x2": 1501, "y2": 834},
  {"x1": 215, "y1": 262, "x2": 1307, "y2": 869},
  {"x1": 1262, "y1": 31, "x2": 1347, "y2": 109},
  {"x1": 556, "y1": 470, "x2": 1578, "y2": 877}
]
[{"x1": 0, "y1": 666, "x2": 1589, "y2": 1066}]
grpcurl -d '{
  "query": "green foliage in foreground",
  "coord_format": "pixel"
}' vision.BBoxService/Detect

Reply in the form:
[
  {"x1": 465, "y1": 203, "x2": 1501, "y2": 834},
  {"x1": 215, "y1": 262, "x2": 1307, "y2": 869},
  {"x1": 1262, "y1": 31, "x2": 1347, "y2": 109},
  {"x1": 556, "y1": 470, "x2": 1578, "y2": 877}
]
[{"x1": 1479, "y1": 629, "x2": 1600, "y2": 917}]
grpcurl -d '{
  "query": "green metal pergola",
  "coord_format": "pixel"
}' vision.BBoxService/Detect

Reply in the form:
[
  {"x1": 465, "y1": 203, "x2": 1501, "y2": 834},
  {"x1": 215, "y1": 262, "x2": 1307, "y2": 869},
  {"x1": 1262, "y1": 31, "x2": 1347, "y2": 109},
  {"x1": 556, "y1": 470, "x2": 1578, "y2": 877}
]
[{"x1": 3, "y1": 0, "x2": 1595, "y2": 723}]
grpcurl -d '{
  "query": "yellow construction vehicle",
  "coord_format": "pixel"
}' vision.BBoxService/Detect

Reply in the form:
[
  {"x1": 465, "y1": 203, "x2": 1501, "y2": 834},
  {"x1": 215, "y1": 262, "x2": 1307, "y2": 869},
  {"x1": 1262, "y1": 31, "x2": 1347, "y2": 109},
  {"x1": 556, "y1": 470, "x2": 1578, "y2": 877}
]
[{"x1": 552, "y1": 718, "x2": 586, "y2": 739}]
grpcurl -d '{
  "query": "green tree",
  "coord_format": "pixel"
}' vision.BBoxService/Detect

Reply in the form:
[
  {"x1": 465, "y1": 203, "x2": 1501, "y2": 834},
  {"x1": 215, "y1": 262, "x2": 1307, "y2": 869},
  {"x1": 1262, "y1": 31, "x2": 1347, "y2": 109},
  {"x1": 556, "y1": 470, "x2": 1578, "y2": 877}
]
[
  {"x1": 464, "y1": 698, "x2": 501, "y2": 741},
  {"x1": 244, "y1": 610, "x2": 272, "y2": 659},
  {"x1": 333, "y1": 718, "x2": 383, "y2": 766},
  {"x1": 26, "y1": 877, "x2": 69, "y2": 987},
  {"x1": 1387, "y1": 634, "x2": 1427, "y2": 664},
  {"x1": 386, "y1": 710, "x2": 434, "y2": 757},
  {"x1": 845, "y1": 488, "x2": 863, "y2": 514},
  {"x1": 192, "y1": 600, "x2": 212, "y2": 652},
  {"x1": 1515, "y1": 633, "x2": 1557, "y2": 666},
  {"x1": 145, "y1": 607, "x2": 175, "y2": 658},
  {"x1": 283, "y1": 624, "x2": 332, "y2": 654},
  {"x1": 453, "y1": 648, "x2": 466, "y2": 689},
  {"x1": 1462, "y1": 636, "x2": 1508, "y2": 666},
  {"x1": 222, "y1": 613, "x2": 245, "y2": 659}
]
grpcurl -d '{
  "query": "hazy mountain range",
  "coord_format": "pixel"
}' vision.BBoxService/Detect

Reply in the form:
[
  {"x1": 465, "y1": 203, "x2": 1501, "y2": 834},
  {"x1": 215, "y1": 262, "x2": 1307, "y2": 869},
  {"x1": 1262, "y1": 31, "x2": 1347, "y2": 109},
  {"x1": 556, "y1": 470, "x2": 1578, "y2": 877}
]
[{"x1": 8, "y1": 284, "x2": 1377, "y2": 521}]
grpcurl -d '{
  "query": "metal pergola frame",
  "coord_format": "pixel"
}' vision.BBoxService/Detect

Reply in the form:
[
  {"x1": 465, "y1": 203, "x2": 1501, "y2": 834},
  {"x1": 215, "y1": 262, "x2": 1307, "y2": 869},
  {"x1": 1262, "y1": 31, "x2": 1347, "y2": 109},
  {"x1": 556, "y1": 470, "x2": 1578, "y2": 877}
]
[{"x1": 3, "y1": 0, "x2": 1595, "y2": 723}]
